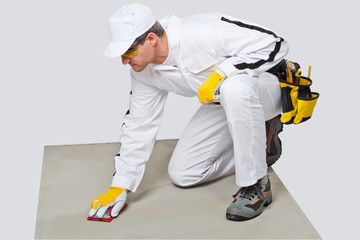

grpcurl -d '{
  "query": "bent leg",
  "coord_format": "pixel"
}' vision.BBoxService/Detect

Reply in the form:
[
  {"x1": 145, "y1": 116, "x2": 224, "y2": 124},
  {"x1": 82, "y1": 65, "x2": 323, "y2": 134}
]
[
  {"x1": 220, "y1": 73, "x2": 281, "y2": 187},
  {"x1": 169, "y1": 73, "x2": 281, "y2": 188},
  {"x1": 168, "y1": 104, "x2": 235, "y2": 187}
]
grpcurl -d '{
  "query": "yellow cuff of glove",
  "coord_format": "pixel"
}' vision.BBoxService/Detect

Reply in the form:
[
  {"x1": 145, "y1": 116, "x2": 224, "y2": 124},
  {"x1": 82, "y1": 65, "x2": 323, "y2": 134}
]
[{"x1": 198, "y1": 68, "x2": 226, "y2": 104}]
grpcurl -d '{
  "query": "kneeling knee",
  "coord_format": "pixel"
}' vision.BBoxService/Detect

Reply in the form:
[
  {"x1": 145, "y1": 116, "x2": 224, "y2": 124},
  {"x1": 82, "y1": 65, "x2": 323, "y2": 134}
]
[{"x1": 168, "y1": 169, "x2": 196, "y2": 188}]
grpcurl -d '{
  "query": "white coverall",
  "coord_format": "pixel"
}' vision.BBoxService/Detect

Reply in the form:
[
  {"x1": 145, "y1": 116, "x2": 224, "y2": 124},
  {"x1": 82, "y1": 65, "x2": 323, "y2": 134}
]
[{"x1": 112, "y1": 13, "x2": 289, "y2": 192}]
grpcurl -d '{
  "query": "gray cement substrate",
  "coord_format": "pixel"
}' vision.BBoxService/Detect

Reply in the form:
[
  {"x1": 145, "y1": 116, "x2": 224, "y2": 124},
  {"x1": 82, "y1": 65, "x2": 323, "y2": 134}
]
[{"x1": 35, "y1": 140, "x2": 321, "y2": 239}]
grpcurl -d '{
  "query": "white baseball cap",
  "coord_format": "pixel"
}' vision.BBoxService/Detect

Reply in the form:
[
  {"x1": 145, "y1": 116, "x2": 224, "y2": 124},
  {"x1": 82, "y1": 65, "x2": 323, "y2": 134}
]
[{"x1": 103, "y1": 4, "x2": 156, "y2": 57}]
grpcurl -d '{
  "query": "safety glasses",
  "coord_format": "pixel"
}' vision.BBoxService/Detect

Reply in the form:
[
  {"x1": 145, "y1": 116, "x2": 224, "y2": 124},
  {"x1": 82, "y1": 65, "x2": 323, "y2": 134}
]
[{"x1": 122, "y1": 35, "x2": 147, "y2": 58}]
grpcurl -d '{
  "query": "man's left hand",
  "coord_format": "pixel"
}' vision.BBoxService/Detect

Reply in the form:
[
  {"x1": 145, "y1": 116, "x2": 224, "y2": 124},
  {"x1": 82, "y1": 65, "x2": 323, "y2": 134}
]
[{"x1": 198, "y1": 68, "x2": 226, "y2": 104}]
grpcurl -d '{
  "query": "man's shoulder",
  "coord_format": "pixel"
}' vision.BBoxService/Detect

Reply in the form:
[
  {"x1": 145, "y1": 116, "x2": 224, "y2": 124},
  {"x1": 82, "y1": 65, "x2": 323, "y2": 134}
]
[
  {"x1": 159, "y1": 15, "x2": 180, "y2": 28},
  {"x1": 159, "y1": 12, "x2": 226, "y2": 28},
  {"x1": 181, "y1": 12, "x2": 223, "y2": 25},
  {"x1": 170, "y1": 13, "x2": 225, "y2": 56}
]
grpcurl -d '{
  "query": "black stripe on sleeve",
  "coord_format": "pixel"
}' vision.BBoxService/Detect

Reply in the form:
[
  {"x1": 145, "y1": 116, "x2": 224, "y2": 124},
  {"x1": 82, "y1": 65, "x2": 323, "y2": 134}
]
[
  {"x1": 220, "y1": 17, "x2": 284, "y2": 71},
  {"x1": 234, "y1": 41, "x2": 282, "y2": 70},
  {"x1": 221, "y1": 17, "x2": 279, "y2": 38},
  {"x1": 121, "y1": 90, "x2": 132, "y2": 129}
]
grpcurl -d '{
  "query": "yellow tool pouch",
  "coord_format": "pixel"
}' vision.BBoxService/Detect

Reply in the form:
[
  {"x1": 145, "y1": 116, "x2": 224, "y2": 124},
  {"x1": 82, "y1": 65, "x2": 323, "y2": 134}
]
[
  {"x1": 268, "y1": 59, "x2": 320, "y2": 124},
  {"x1": 280, "y1": 77, "x2": 319, "y2": 124}
]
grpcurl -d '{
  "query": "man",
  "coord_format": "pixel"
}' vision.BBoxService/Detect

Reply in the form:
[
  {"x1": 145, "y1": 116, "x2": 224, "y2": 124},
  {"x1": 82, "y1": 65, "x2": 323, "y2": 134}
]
[{"x1": 89, "y1": 3, "x2": 288, "y2": 221}]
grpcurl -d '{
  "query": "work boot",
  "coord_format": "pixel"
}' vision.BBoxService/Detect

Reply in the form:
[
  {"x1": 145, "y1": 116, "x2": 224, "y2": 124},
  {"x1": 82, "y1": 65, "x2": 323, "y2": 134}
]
[
  {"x1": 226, "y1": 176, "x2": 272, "y2": 221},
  {"x1": 266, "y1": 114, "x2": 283, "y2": 166}
]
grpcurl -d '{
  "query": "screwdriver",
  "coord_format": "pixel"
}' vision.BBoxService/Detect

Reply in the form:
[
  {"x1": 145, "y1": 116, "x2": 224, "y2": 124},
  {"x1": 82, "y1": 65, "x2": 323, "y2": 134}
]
[{"x1": 286, "y1": 68, "x2": 293, "y2": 83}]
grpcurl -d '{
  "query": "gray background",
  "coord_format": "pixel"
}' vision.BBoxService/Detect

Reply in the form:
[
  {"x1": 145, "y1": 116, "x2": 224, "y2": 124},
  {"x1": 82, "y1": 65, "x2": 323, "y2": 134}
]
[{"x1": 1, "y1": 0, "x2": 358, "y2": 239}]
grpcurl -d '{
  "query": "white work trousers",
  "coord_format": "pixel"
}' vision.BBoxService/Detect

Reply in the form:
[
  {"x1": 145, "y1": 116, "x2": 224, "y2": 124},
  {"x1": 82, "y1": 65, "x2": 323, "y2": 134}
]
[{"x1": 168, "y1": 72, "x2": 282, "y2": 188}]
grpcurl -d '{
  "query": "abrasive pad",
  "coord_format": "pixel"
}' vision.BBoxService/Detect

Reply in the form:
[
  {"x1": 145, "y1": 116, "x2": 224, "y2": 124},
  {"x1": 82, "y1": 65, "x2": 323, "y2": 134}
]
[{"x1": 87, "y1": 203, "x2": 128, "y2": 222}]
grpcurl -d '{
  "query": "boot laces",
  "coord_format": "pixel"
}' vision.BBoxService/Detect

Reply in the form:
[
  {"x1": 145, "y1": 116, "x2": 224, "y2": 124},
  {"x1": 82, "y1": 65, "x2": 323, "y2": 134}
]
[{"x1": 233, "y1": 183, "x2": 265, "y2": 201}]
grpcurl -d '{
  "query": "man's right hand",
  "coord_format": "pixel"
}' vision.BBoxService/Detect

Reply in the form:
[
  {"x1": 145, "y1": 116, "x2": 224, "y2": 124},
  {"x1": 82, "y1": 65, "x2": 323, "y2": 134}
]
[{"x1": 89, "y1": 186, "x2": 127, "y2": 218}]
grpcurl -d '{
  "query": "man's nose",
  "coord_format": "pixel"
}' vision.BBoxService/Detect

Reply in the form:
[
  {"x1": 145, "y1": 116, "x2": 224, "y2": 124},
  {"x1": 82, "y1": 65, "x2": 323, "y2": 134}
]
[{"x1": 121, "y1": 56, "x2": 130, "y2": 65}]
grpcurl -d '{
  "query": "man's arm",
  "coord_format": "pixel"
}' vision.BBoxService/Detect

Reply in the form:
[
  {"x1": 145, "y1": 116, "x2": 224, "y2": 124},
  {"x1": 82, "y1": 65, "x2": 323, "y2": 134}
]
[
  {"x1": 89, "y1": 72, "x2": 168, "y2": 218},
  {"x1": 216, "y1": 15, "x2": 289, "y2": 77},
  {"x1": 198, "y1": 14, "x2": 289, "y2": 104},
  {"x1": 112, "y1": 74, "x2": 169, "y2": 192}
]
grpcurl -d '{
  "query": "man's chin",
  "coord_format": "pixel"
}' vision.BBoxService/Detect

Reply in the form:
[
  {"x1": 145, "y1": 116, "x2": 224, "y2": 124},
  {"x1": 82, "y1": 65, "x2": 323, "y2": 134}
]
[{"x1": 131, "y1": 65, "x2": 145, "y2": 72}]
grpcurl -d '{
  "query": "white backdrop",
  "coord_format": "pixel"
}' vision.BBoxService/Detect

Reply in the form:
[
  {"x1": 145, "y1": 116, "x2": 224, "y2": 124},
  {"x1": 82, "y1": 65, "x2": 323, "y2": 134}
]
[{"x1": 1, "y1": 0, "x2": 359, "y2": 239}]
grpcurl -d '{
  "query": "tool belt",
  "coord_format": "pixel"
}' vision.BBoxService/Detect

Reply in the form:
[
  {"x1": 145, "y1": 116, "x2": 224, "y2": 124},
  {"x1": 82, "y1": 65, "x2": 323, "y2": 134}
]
[{"x1": 268, "y1": 59, "x2": 320, "y2": 124}]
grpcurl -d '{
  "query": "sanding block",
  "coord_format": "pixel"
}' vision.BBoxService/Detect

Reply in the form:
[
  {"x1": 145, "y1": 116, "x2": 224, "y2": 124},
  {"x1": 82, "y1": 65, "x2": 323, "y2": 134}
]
[{"x1": 87, "y1": 203, "x2": 128, "y2": 222}]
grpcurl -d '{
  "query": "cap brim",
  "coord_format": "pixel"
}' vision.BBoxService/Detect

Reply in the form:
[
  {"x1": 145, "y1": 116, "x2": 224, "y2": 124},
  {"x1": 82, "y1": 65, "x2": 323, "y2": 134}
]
[{"x1": 103, "y1": 38, "x2": 135, "y2": 57}]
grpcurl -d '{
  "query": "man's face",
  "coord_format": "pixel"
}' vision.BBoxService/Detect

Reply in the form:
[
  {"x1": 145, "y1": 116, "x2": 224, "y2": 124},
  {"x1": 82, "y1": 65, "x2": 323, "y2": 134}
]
[{"x1": 121, "y1": 37, "x2": 155, "y2": 72}]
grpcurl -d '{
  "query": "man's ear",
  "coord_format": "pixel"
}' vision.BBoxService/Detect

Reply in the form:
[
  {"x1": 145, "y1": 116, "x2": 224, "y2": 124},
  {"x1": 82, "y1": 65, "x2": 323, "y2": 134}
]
[{"x1": 147, "y1": 32, "x2": 157, "y2": 47}]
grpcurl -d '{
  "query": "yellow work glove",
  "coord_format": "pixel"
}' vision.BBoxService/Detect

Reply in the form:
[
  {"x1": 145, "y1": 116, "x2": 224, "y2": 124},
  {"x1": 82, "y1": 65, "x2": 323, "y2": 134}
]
[
  {"x1": 89, "y1": 187, "x2": 127, "y2": 219},
  {"x1": 198, "y1": 67, "x2": 227, "y2": 104}
]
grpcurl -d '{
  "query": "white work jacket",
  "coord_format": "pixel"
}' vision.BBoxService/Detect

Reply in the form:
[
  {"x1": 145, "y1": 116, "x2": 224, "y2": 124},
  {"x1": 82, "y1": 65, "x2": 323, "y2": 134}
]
[{"x1": 112, "y1": 12, "x2": 289, "y2": 192}]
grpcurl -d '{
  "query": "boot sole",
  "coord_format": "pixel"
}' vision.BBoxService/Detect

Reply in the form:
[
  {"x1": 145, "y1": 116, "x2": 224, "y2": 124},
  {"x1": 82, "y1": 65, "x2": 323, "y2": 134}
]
[{"x1": 226, "y1": 200, "x2": 272, "y2": 221}]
